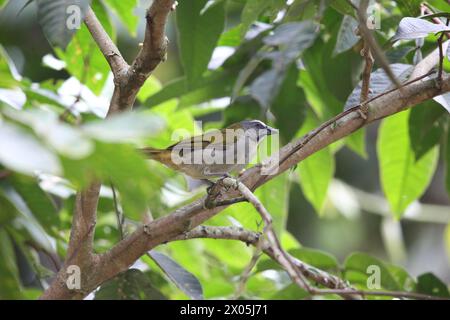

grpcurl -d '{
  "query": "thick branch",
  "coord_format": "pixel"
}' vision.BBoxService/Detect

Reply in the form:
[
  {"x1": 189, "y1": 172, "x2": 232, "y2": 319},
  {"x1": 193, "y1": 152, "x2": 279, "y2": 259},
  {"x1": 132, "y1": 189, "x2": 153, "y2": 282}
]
[{"x1": 84, "y1": 7, "x2": 128, "y2": 78}]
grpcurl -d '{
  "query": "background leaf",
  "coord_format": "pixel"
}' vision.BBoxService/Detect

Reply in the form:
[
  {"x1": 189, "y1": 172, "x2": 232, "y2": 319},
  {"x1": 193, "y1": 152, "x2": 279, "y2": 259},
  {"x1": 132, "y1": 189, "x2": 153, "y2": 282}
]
[
  {"x1": 176, "y1": 0, "x2": 225, "y2": 86},
  {"x1": 378, "y1": 110, "x2": 439, "y2": 218},
  {"x1": 37, "y1": 0, "x2": 91, "y2": 49}
]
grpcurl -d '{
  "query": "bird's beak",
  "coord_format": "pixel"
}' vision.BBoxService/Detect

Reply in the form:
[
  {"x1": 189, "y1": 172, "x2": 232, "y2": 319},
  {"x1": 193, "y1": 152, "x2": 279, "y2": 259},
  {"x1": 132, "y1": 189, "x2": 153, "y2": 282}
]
[{"x1": 266, "y1": 125, "x2": 279, "y2": 136}]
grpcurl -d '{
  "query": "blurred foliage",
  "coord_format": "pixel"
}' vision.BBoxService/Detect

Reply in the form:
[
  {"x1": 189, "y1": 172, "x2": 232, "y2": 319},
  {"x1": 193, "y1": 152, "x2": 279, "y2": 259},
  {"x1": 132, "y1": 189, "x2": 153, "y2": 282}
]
[{"x1": 0, "y1": 0, "x2": 449, "y2": 300}]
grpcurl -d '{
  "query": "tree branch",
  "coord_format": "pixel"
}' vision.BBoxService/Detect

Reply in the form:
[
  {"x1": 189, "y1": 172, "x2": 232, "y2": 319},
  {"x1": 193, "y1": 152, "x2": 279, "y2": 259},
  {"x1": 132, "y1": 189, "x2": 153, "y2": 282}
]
[
  {"x1": 171, "y1": 226, "x2": 449, "y2": 300},
  {"x1": 84, "y1": 7, "x2": 128, "y2": 78}
]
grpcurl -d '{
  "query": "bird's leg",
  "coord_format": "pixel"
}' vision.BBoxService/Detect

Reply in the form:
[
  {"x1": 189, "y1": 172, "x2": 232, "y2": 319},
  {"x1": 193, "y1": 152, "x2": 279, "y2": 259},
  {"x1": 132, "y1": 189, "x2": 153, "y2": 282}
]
[{"x1": 204, "y1": 179, "x2": 215, "y2": 195}]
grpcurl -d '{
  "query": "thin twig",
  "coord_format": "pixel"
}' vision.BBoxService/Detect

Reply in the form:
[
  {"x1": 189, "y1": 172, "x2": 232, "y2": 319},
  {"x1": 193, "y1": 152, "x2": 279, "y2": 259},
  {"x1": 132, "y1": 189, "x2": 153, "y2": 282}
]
[
  {"x1": 111, "y1": 183, "x2": 124, "y2": 240},
  {"x1": 358, "y1": 0, "x2": 374, "y2": 103},
  {"x1": 351, "y1": 0, "x2": 401, "y2": 89},
  {"x1": 233, "y1": 242, "x2": 263, "y2": 299}
]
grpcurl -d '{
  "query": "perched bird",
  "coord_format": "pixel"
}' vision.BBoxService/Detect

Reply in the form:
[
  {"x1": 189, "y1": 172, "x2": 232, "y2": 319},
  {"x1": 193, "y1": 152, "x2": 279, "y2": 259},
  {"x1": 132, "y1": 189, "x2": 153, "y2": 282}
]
[{"x1": 141, "y1": 120, "x2": 278, "y2": 182}]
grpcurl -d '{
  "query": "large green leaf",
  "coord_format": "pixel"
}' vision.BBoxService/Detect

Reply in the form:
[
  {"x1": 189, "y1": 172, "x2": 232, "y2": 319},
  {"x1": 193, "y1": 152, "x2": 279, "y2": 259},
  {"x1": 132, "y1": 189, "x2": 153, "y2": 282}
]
[
  {"x1": 333, "y1": 15, "x2": 359, "y2": 56},
  {"x1": 56, "y1": 0, "x2": 112, "y2": 94},
  {"x1": 36, "y1": 0, "x2": 91, "y2": 49},
  {"x1": 149, "y1": 251, "x2": 203, "y2": 300},
  {"x1": 250, "y1": 21, "x2": 317, "y2": 109},
  {"x1": 378, "y1": 110, "x2": 439, "y2": 218},
  {"x1": 297, "y1": 113, "x2": 335, "y2": 215},
  {"x1": 255, "y1": 172, "x2": 290, "y2": 234},
  {"x1": 240, "y1": 0, "x2": 270, "y2": 38},
  {"x1": 176, "y1": 0, "x2": 225, "y2": 87},
  {"x1": 102, "y1": 0, "x2": 138, "y2": 35},
  {"x1": 0, "y1": 229, "x2": 22, "y2": 299},
  {"x1": 408, "y1": 100, "x2": 447, "y2": 161},
  {"x1": 271, "y1": 65, "x2": 306, "y2": 143},
  {"x1": 344, "y1": 252, "x2": 401, "y2": 291},
  {"x1": 0, "y1": 122, "x2": 61, "y2": 176},
  {"x1": 416, "y1": 273, "x2": 450, "y2": 298},
  {"x1": 62, "y1": 143, "x2": 163, "y2": 220},
  {"x1": 144, "y1": 71, "x2": 235, "y2": 109},
  {"x1": 0, "y1": 189, "x2": 19, "y2": 225},
  {"x1": 9, "y1": 174, "x2": 59, "y2": 232}
]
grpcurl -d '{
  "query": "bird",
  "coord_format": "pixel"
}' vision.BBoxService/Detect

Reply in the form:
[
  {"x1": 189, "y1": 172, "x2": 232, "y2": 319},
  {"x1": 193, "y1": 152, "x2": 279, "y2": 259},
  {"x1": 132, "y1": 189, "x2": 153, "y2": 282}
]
[{"x1": 141, "y1": 120, "x2": 278, "y2": 183}]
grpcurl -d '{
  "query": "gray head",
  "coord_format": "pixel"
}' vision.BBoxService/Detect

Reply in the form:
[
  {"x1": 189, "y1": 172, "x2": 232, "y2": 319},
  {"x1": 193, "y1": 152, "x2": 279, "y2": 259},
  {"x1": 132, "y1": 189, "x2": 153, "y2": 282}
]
[{"x1": 240, "y1": 120, "x2": 279, "y2": 140}]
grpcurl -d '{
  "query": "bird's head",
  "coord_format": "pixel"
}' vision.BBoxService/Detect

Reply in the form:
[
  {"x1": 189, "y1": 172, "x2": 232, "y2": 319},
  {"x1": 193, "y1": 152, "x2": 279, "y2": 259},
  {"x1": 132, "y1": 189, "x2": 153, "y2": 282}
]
[{"x1": 239, "y1": 120, "x2": 279, "y2": 141}]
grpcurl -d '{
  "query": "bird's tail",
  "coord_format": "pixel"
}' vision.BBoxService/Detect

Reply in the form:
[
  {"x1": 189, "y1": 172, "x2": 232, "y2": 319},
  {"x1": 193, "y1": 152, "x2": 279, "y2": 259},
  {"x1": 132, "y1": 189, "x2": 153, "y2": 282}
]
[{"x1": 140, "y1": 147, "x2": 173, "y2": 165}]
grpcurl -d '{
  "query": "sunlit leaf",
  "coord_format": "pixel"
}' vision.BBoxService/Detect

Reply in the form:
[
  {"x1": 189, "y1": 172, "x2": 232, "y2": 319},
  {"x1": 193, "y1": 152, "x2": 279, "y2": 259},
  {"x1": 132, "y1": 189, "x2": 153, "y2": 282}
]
[
  {"x1": 102, "y1": 0, "x2": 138, "y2": 35},
  {"x1": 378, "y1": 110, "x2": 439, "y2": 218},
  {"x1": 0, "y1": 122, "x2": 61, "y2": 176}
]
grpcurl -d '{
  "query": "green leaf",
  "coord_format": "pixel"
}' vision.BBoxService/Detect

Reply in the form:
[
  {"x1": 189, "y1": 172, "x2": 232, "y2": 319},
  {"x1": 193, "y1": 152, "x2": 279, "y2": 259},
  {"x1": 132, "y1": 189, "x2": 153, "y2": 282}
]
[
  {"x1": 102, "y1": 0, "x2": 138, "y2": 35},
  {"x1": 344, "y1": 64, "x2": 412, "y2": 110},
  {"x1": 344, "y1": 252, "x2": 401, "y2": 291},
  {"x1": 270, "y1": 283, "x2": 309, "y2": 299},
  {"x1": 240, "y1": 0, "x2": 270, "y2": 38},
  {"x1": 0, "y1": 0, "x2": 8, "y2": 9},
  {"x1": 62, "y1": 143, "x2": 163, "y2": 220},
  {"x1": 95, "y1": 269, "x2": 166, "y2": 300},
  {"x1": 297, "y1": 113, "x2": 335, "y2": 215},
  {"x1": 290, "y1": 248, "x2": 339, "y2": 270},
  {"x1": 446, "y1": 126, "x2": 450, "y2": 197},
  {"x1": 144, "y1": 71, "x2": 235, "y2": 109},
  {"x1": 396, "y1": 0, "x2": 422, "y2": 16},
  {"x1": 378, "y1": 110, "x2": 439, "y2": 218},
  {"x1": 0, "y1": 45, "x2": 21, "y2": 88},
  {"x1": 408, "y1": 101, "x2": 447, "y2": 160},
  {"x1": 9, "y1": 174, "x2": 59, "y2": 231},
  {"x1": 393, "y1": 17, "x2": 450, "y2": 42},
  {"x1": 137, "y1": 76, "x2": 162, "y2": 103},
  {"x1": 149, "y1": 251, "x2": 203, "y2": 300},
  {"x1": 251, "y1": 21, "x2": 317, "y2": 109},
  {"x1": 329, "y1": 0, "x2": 356, "y2": 17},
  {"x1": 0, "y1": 189, "x2": 19, "y2": 225},
  {"x1": 386, "y1": 263, "x2": 416, "y2": 292},
  {"x1": 255, "y1": 173, "x2": 290, "y2": 234},
  {"x1": 176, "y1": 0, "x2": 225, "y2": 86},
  {"x1": 55, "y1": 0, "x2": 112, "y2": 94},
  {"x1": 0, "y1": 122, "x2": 61, "y2": 176},
  {"x1": 0, "y1": 229, "x2": 22, "y2": 299},
  {"x1": 81, "y1": 111, "x2": 165, "y2": 143},
  {"x1": 416, "y1": 273, "x2": 450, "y2": 298},
  {"x1": 271, "y1": 65, "x2": 306, "y2": 142},
  {"x1": 36, "y1": 0, "x2": 91, "y2": 49},
  {"x1": 333, "y1": 15, "x2": 359, "y2": 56}
]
